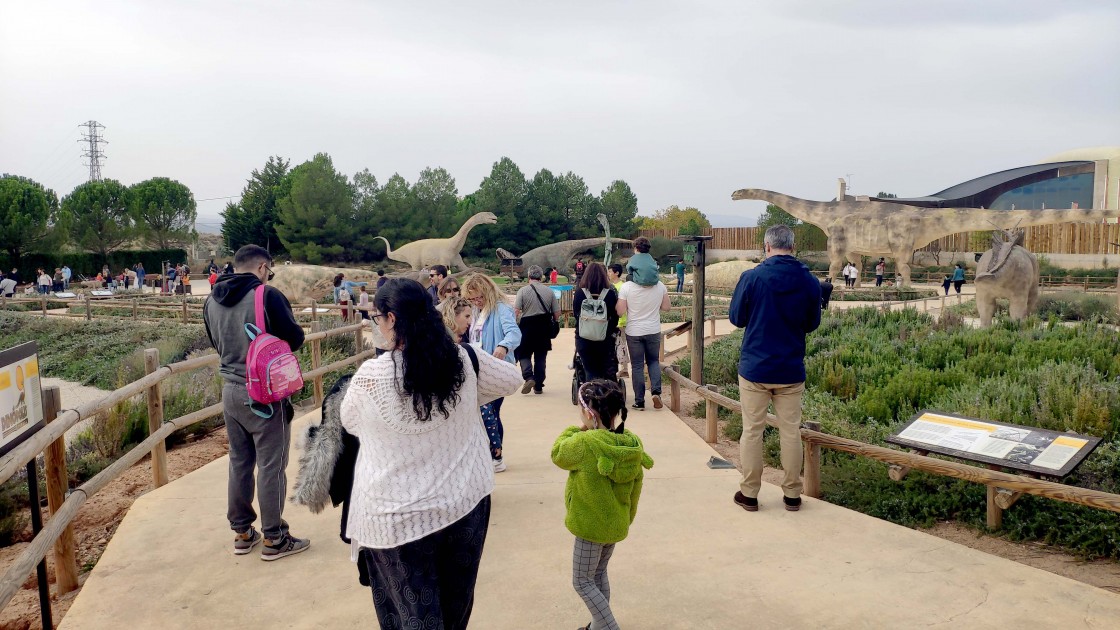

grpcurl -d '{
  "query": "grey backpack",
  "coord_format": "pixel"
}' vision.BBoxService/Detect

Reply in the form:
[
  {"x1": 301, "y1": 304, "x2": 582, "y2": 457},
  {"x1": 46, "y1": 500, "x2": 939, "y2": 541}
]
[{"x1": 578, "y1": 289, "x2": 610, "y2": 341}]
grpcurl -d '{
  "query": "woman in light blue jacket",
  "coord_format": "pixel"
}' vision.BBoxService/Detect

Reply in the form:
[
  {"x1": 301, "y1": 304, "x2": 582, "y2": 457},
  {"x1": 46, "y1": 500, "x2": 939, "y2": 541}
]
[{"x1": 462, "y1": 273, "x2": 522, "y2": 473}]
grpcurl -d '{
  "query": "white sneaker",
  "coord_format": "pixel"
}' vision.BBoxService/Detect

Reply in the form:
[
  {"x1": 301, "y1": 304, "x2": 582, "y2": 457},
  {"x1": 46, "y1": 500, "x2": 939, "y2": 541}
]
[{"x1": 493, "y1": 458, "x2": 507, "y2": 473}]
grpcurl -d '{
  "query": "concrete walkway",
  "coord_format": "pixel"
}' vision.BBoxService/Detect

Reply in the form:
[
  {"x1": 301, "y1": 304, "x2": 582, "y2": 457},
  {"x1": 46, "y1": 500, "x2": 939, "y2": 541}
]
[{"x1": 60, "y1": 328, "x2": 1120, "y2": 629}]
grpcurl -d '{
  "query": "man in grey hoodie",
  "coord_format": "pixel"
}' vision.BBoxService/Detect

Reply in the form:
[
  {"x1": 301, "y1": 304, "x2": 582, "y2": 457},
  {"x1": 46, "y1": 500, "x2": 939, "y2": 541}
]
[{"x1": 204, "y1": 245, "x2": 309, "y2": 561}]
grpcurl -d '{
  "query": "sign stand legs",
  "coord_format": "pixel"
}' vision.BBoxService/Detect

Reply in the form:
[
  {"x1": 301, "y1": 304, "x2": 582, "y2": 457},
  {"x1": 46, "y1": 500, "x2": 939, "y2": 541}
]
[{"x1": 26, "y1": 459, "x2": 52, "y2": 629}]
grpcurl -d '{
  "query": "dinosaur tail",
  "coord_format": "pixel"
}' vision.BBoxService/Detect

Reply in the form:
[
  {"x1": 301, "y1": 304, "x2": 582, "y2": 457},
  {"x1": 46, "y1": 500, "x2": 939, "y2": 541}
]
[{"x1": 374, "y1": 236, "x2": 392, "y2": 256}]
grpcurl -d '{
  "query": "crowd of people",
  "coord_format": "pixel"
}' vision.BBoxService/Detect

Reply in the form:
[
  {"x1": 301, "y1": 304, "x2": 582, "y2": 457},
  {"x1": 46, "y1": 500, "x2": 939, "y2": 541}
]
[{"x1": 186, "y1": 231, "x2": 885, "y2": 629}]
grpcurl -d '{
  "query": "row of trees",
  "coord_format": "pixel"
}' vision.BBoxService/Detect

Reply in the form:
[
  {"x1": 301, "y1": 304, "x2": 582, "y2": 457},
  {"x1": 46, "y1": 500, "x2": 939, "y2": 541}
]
[
  {"x1": 0, "y1": 174, "x2": 197, "y2": 266},
  {"x1": 221, "y1": 154, "x2": 644, "y2": 264}
]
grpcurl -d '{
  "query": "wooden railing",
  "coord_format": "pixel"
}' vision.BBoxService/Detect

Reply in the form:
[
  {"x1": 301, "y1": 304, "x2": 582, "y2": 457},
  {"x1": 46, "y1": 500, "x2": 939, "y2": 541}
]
[
  {"x1": 0, "y1": 321, "x2": 373, "y2": 615},
  {"x1": 661, "y1": 365, "x2": 1120, "y2": 529}
]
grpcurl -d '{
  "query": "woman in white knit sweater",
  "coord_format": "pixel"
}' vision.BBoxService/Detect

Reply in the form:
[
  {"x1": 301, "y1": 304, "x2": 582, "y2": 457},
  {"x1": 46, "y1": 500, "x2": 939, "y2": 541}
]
[{"x1": 341, "y1": 278, "x2": 522, "y2": 629}]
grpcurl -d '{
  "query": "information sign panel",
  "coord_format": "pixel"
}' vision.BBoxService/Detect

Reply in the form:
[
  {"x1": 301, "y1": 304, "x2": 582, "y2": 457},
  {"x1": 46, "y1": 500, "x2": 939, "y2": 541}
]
[
  {"x1": 0, "y1": 342, "x2": 45, "y2": 457},
  {"x1": 886, "y1": 409, "x2": 1101, "y2": 477}
]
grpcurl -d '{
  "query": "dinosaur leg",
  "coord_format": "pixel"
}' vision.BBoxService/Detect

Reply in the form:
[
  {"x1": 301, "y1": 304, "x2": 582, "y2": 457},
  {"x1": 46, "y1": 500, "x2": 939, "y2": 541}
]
[
  {"x1": 893, "y1": 252, "x2": 913, "y2": 287},
  {"x1": 452, "y1": 254, "x2": 467, "y2": 272},
  {"x1": 976, "y1": 287, "x2": 995, "y2": 327}
]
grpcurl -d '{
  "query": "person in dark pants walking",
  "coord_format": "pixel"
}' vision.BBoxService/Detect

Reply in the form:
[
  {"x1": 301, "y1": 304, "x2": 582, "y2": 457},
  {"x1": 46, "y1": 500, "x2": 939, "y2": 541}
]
[
  {"x1": 514, "y1": 265, "x2": 559, "y2": 394},
  {"x1": 204, "y1": 245, "x2": 309, "y2": 560},
  {"x1": 952, "y1": 263, "x2": 966, "y2": 294},
  {"x1": 574, "y1": 263, "x2": 620, "y2": 383}
]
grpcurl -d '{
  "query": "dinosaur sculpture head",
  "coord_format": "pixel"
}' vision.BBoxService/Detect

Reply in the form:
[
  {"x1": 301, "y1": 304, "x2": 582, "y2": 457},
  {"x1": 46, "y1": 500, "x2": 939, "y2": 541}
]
[
  {"x1": 731, "y1": 189, "x2": 766, "y2": 201},
  {"x1": 471, "y1": 212, "x2": 499, "y2": 226}
]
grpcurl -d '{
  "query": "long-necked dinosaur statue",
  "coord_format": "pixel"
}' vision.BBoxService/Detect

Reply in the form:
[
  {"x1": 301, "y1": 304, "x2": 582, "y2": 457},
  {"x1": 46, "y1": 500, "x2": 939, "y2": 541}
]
[
  {"x1": 496, "y1": 237, "x2": 633, "y2": 276},
  {"x1": 732, "y1": 189, "x2": 1115, "y2": 286},
  {"x1": 375, "y1": 211, "x2": 498, "y2": 271}
]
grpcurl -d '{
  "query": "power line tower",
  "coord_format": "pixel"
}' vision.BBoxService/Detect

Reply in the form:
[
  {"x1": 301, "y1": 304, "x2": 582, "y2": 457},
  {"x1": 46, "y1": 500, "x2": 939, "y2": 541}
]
[{"x1": 79, "y1": 120, "x2": 107, "y2": 181}]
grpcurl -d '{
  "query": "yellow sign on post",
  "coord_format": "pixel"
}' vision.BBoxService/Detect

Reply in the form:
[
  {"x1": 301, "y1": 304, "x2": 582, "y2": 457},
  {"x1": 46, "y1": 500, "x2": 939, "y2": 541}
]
[{"x1": 0, "y1": 342, "x2": 45, "y2": 456}]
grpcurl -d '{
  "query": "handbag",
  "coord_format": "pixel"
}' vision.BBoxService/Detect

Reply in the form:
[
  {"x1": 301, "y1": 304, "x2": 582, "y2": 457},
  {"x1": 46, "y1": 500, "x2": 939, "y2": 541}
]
[{"x1": 530, "y1": 284, "x2": 560, "y2": 339}]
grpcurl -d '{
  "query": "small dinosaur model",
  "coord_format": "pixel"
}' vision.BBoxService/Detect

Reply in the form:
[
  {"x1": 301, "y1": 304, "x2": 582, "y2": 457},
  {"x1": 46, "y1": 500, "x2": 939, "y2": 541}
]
[
  {"x1": 375, "y1": 212, "x2": 498, "y2": 271},
  {"x1": 732, "y1": 189, "x2": 1114, "y2": 286},
  {"x1": 974, "y1": 227, "x2": 1038, "y2": 327}
]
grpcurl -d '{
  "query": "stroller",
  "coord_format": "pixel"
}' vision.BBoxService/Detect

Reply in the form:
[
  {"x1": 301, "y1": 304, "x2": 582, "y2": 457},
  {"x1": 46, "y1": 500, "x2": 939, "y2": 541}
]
[{"x1": 570, "y1": 348, "x2": 627, "y2": 406}]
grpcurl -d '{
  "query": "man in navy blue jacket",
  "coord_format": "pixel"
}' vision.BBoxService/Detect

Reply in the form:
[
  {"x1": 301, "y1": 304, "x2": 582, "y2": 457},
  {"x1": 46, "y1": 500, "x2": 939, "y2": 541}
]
[{"x1": 728, "y1": 225, "x2": 821, "y2": 512}]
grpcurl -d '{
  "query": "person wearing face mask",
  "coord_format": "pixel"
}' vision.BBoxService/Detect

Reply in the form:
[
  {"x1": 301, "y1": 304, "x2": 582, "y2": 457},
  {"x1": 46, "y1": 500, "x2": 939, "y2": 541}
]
[
  {"x1": 203, "y1": 245, "x2": 309, "y2": 561},
  {"x1": 342, "y1": 278, "x2": 522, "y2": 628}
]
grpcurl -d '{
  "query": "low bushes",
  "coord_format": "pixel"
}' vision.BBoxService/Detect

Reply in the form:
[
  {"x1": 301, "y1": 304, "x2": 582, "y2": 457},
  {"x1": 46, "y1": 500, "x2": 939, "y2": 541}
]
[{"x1": 679, "y1": 304, "x2": 1120, "y2": 558}]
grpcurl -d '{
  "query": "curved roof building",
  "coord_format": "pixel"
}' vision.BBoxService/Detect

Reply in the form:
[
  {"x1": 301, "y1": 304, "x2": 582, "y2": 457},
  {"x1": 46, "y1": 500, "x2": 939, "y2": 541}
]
[{"x1": 875, "y1": 146, "x2": 1119, "y2": 211}]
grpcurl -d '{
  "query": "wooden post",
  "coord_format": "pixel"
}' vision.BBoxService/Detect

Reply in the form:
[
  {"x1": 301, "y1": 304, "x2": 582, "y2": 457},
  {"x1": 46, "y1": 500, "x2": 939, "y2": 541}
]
[
  {"x1": 41, "y1": 296, "x2": 47, "y2": 316},
  {"x1": 311, "y1": 322, "x2": 324, "y2": 405},
  {"x1": 181, "y1": 298, "x2": 189, "y2": 323},
  {"x1": 42, "y1": 386, "x2": 79, "y2": 595},
  {"x1": 986, "y1": 465, "x2": 1002, "y2": 529},
  {"x1": 704, "y1": 384, "x2": 718, "y2": 443},
  {"x1": 803, "y1": 420, "x2": 822, "y2": 499},
  {"x1": 690, "y1": 238, "x2": 709, "y2": 385},
  {"x1": 84, "y1": 294, "x2": 91, "y2": 321},
  {"x1": 668, "y1": 366, "x2": 681, "y2": 413},
  {"x1": 310, "y1": 300, "x2": 318, "y2": 322},
  {"x1": 132, "y1": 298, "x2": 138, "y2": 320},
  {"x1": 144, "y1": 349, "x2": 169, "y2": 488},
  {"x1": 709, "y1": 316, "x2": 716, "y2": 339},
  {"x1": 354, "y1": 322, "x2": 364, "y2": 355},
  {"x1": 658, "y1": 332, "x2": 665, "y2": 363}
]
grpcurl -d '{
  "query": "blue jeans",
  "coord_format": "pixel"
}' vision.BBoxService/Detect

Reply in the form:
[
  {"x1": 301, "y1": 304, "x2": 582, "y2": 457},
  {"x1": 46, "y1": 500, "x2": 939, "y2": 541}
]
[
  {"x1": 625, "y1": 333, "x2": 662, "y2": 404},
  {"x1": 676, "y1": 277, "x2": 684, "y2": 292},
  {"x1": 481, "y1": 398, "x2": 504, "y2": 460}
]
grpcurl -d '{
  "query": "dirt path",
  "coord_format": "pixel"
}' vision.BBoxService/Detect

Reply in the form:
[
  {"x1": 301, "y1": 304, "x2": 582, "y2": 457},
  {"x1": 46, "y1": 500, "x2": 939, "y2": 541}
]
[{"x1": 0, "y1": 429, "x2": 229, "y2": 630}]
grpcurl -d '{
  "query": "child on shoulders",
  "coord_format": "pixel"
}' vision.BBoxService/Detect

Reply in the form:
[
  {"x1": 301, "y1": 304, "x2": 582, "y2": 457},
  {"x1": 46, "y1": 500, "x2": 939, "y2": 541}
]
[
  {"x1": 625, "y1": 236, "x2": 660, "y2": 286},
  {"x1": 552, "y1": 379, "x2": 654, "y2": 630}
]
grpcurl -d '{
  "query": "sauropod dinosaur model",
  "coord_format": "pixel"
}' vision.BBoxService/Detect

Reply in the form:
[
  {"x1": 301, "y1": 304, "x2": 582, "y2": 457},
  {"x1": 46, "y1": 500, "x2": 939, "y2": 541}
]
[
  {"x1": 496, "y1": 237, "x2": 633, "y2": 277},
  {"x1": 974, "y1": 227, "x2": 1039, "y2": 327},
  {"x1": 731, "y1": 188, "x2": 1115, "y2": 286},
  {"x1": 375, "y1": 212, "x2": 498, "y2": 271}
]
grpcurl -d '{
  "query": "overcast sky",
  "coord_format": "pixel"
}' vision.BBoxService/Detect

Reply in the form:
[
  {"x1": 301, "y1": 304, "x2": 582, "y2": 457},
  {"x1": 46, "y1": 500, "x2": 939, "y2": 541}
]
[{"x1": 2, "y1": 0, "x2": 1117, "y2": 233}]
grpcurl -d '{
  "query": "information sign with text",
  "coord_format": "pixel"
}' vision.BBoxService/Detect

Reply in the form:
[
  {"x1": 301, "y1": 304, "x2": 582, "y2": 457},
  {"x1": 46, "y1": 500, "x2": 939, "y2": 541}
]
[{"x1": 886, "y1": 410, "x2": 1100, "y2": 477}]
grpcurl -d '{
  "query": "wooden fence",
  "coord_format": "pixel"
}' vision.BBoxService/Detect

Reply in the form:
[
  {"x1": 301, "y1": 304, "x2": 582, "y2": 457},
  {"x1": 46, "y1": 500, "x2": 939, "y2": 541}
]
[
  {"x1": 0, "y1": 322, "x2": 373, "y2": 616},
  {"x1": 660, "y1": 363, "x2": 1120, "y2": 531},
  {"x1": 641, "y1": 221, "x2": 1120, "y2": 255}
]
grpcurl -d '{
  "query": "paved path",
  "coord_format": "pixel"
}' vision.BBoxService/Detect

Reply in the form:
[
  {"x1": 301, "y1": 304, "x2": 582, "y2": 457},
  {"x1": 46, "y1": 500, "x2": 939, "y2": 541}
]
[{"x1": 60, "y1": 328, "x2": 1120, "y2": 629}]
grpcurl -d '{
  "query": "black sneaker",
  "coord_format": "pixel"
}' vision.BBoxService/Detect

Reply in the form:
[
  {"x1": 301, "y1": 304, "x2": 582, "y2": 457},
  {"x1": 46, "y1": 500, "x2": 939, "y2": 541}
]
[
  {"x1": 533, "y1": 388, "x2": 543, "y2": 395},
  {"x1": 261, "y1": 533, "x2": 310, "y2": 561},
  {"x1": 734, "y1": 491, "x2": 758, "y2": 512},
  {"x1": 631, "y1": 401, "x2": 645, "y2": 411},
  {"x1": 783, "y1": 496, "x2": 802, "y2": 512}
]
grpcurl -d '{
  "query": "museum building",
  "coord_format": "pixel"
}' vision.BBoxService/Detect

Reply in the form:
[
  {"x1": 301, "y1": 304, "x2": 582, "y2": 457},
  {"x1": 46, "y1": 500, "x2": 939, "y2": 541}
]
[{"x1": 871, "y1": 146, "x2": 1119, "y2": 212}]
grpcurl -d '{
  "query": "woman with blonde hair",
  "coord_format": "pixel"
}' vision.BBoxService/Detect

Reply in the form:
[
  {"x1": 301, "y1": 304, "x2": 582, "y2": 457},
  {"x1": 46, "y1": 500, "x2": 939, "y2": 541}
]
[
  {"x1": 439, "y1": 296, "x2": 473, "y2": 343},
  {"x1": 460, "y1": 273, "x2": 521, "y2": 472}
]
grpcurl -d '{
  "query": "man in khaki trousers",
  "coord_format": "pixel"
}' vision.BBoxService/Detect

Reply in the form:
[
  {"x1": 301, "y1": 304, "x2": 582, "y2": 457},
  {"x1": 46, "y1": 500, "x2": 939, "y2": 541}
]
[{"x1": 728, "y1": 225, "x2": 821, "y2": 512}]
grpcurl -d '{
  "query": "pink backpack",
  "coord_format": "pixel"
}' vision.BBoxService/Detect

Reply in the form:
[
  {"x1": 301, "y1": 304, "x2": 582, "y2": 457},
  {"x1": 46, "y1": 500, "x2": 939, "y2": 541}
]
[{"x1": 244, "y1": 285, "x2": 304, "y2": 417}]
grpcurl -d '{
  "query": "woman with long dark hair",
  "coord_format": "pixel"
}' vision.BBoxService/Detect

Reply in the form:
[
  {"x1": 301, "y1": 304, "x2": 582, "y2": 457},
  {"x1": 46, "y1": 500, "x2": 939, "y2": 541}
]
[
  {"x1": 341, "y1": 278, "x2": 522, "y2": 629},
  {"x1": 574, "y1": 262, "x2": 620, "y2": 382}
]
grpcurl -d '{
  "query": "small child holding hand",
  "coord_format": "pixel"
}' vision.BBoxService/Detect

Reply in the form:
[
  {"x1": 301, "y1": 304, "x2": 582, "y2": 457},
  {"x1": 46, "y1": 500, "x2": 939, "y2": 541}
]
[{"x1": 552, "y1": 379, "x2": 654, "y2": 630}]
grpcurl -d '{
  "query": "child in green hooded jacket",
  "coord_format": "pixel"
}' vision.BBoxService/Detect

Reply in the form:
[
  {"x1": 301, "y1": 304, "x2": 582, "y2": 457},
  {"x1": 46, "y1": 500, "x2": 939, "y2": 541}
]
[{"x1": 552, "y1": 379, "x2": 654, "y2": 630}]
